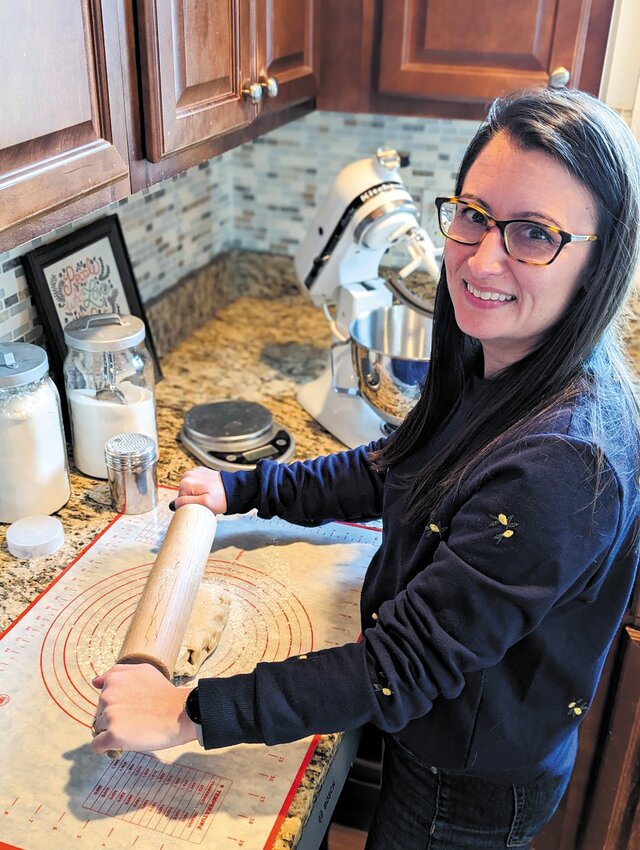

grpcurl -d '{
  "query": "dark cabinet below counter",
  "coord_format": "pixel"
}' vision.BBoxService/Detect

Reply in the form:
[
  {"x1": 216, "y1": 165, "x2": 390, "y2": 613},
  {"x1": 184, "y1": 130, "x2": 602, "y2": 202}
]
[
  {"x1": 318, "y1": 0, "x2": 615, "y2": 120},
  {"x1": 534, "y1": 619, "x2": 640, "y2": 849},
  {"x1": 580, "y1": 627, "x2": 640, "y2": 850}
]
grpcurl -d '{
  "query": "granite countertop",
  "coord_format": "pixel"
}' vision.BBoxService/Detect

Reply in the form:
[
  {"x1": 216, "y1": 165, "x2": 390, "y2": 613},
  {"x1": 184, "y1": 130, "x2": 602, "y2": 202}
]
[{"x1": 0, "y1": 286, "x2": 348, "y2": 850}]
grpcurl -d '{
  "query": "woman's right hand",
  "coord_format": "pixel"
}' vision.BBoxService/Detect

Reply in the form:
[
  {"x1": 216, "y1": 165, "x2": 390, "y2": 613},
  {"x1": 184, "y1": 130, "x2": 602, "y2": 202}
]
[{"x1": 172, "y1": 466, "x2": 228, "y2": 514}]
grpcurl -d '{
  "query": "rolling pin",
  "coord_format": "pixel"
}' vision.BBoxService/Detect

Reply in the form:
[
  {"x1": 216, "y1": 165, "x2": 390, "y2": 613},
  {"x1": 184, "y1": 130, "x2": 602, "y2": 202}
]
[{"x1": 95, "y1": 503, "x2": 217, "y2": 755}]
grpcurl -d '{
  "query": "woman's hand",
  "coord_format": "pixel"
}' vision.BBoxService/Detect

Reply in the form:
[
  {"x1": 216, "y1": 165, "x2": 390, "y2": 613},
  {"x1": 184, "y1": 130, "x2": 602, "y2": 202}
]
[
  {"x1": 91, "y1": 663, "x2": 197, "y2": 755},
  {"x1": 172, "y1": 466, "x2": 228, "y2": 514}
]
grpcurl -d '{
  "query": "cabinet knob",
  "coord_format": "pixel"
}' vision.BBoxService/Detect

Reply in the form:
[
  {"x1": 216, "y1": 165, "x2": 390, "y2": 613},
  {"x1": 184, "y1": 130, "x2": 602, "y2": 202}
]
[
  {"x1": 261, "y1": 76, "x2": 279, "y2": 99},
  {"x1": 242, "y1": 82, "x2": 263, "y2": 104},
  {"x1": 549, "y1": 66, "x2": 571, "y2": 89}
]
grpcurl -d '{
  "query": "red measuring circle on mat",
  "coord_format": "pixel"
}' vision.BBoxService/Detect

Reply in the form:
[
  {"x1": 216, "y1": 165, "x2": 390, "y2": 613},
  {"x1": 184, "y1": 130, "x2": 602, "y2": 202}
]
[
  {"x1": 39, "y1": 557, "x2": 314, "y2": 727},
  {"x1": 0, "y1": 694, "x2": 10, "y2": 706}
]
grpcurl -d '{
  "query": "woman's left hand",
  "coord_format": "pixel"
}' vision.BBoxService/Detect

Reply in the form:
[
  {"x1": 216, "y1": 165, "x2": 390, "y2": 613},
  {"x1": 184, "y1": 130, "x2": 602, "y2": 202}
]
[{"x1": 91, "y1": 663, "x2": 198, "y2": 754}]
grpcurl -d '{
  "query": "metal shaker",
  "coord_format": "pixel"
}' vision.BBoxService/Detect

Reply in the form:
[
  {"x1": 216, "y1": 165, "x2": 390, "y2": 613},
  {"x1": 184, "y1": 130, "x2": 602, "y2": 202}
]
[{"x1": 104, "y1": 433, "x2": 158, "y2": 514}]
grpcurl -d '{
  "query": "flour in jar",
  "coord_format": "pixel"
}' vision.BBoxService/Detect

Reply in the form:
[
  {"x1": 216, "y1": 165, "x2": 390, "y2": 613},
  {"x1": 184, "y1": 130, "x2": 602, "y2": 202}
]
[
  {"x1": 69, "y1": 381, "x2": 157, "y2": 479},
  {"x1": 0, "y1": 377, "x2": 71, "y2": 522}
]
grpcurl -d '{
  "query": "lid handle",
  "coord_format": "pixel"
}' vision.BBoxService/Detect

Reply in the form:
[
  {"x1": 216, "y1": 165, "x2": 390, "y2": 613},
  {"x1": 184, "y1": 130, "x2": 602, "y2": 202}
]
[
  {"x1": 79, "y1": 313, "x2": 125, "y2": 330},
  {"x1": 0, "y1": 344, "x2": 18, "y2": 369}
]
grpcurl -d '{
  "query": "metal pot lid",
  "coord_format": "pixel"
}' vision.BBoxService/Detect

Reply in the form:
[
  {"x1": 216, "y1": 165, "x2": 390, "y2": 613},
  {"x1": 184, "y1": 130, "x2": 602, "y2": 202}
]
[
  {"x1": 63, "y1": 313, "x2": 146, "y2": 352},
  {"x1": 183, "y1": 400, "x2": 277, "y2": 452},
  {"x1": 0, "y1": 343, "x2": 49, "y2": 387}
]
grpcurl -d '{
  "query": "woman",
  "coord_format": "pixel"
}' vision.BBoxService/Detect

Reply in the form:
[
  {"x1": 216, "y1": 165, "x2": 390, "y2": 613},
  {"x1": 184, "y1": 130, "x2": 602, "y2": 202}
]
[{"x1": 92, "y1": 89, "x2": 640, "y2": 849}]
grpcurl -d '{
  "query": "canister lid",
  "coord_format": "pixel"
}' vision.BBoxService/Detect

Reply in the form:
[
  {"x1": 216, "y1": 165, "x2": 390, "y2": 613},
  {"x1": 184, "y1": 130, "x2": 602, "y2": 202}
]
[
  {"x1": 0, "y1": 343, "x2": 48, "y2": 388},
  {"x1": 104, "y1": 432, "x2": 158, "y2": 470},
  {"x1": 63, "y1": 313, "x2": 146, "y2": 352},
  {"x1": 6, "y1": 516, "x2": 65, "y2": 559}
]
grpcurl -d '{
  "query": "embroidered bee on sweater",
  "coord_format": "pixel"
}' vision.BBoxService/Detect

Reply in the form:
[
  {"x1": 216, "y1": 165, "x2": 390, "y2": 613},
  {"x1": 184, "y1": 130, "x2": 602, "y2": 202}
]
[
  {"x1": 373, "y1": 671, "x2": 394, "y2": 697},
  {"x1": 568, "y1": 699, "x2": 589, "y2": 717},
  {"x1": 490, "y1": 512, "x2": 519, "y2": 543},
  {"x1": 427, "y1": 521, "x2": 447, "y2": 537}
]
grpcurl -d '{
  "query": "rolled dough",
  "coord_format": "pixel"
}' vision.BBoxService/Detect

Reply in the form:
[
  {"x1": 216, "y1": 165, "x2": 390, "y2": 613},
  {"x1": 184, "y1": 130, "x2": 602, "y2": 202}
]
[{"x1": 173, "y1": 583, "x2": 232, "y2": 678}]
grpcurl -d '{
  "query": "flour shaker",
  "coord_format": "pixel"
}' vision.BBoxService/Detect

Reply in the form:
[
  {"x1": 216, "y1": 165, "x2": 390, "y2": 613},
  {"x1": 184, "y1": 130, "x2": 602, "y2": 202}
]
[{"x1": 104, "y1": 432, "x2": 158, "y2": 514}]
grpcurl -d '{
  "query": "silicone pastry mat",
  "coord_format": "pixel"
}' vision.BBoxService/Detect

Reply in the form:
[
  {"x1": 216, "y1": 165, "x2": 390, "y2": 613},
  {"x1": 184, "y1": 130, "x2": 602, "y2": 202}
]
[{"x1": 0, "y1": 487, "x2": 381, "y2": 850}]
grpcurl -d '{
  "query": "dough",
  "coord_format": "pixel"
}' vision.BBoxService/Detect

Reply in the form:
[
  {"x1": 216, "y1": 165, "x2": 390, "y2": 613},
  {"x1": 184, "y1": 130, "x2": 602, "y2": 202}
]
[{"x1": 173, "y1": 584, "x2": 232, "y2": 678}]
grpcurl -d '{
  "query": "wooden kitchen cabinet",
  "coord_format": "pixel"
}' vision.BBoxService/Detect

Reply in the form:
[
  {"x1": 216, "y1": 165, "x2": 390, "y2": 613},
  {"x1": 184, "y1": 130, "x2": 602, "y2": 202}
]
[
  {"x1": 377, "y1": 0, "x2": 609, "y2": 104},
  {"x1": 574, "y1": 627, "x2": 640, "y2": 850},
  {"x1": 532, "y1": 635, "x2": 620, "y2": 850},
  {"x1": 133, "y1": 0, "x2": 320, "y2": 166},
  {"x1": 533, "y1": 620, "x2": 640, "y2": 850},
  {"x1": 256, "y1": 0, "x2": 320, "y2": 119},
  {"x1": 135, "y1": 0, "x2": 255, "y2": 162},
  {"x1": 318, "y1": 0, "x2": 616, "y2": 120},
  {"x1": 0, "y1": 0, "x2": 319, "y2": 251},
  {"x1": 0, "y1": 0, "x2": 130, "y2": 253}
]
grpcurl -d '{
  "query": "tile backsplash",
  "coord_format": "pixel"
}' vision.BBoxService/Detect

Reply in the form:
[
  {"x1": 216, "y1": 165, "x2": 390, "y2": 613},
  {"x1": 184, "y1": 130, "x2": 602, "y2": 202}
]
[{"x1": 0, "y1": 110, "x2": 479, "y2": 346}]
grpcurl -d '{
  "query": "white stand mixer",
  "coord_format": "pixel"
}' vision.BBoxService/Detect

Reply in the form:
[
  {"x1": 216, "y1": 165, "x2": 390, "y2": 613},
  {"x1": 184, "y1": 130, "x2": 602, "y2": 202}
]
[{"x1": 294, "y1": 149, "x2": 441, "y2": 448}]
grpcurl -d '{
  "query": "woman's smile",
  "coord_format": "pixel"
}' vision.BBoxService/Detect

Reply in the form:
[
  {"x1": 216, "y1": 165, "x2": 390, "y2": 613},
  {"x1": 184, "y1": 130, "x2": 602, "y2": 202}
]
[{"x1": 464, "y1": 280, "x2": 516, "y2": 305}]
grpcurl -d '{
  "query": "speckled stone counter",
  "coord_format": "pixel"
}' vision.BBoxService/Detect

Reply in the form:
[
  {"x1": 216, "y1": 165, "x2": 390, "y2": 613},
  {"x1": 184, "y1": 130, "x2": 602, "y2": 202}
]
[
  {"x1": 0, "y1": 294, "x2": 345, "y2": 629},
  {"x1": 0, "y1": 257, "x2": 357, "y2": 850}
]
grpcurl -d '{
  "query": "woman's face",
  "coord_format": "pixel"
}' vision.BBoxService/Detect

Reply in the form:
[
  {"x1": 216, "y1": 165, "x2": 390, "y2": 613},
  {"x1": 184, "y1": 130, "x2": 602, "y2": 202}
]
[{"x1": 444, "y1": 133, "x2": 598, "y2": 377}]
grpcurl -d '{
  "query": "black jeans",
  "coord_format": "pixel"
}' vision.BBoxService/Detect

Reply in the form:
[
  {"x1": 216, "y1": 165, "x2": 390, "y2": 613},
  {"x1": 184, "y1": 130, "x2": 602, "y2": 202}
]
[{"x1": 364, "y1": 736, "x2": 570, "y2": 850}]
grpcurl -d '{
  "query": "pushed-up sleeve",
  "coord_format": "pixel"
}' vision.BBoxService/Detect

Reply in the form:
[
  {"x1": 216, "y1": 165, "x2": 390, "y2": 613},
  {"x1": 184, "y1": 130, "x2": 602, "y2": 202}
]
[
  {"x1": 220, "y1": 439, "x2": 387, "y2": 525},
  {"x1": 198, "y1": 435, "x2": 622, "y2": 747}
]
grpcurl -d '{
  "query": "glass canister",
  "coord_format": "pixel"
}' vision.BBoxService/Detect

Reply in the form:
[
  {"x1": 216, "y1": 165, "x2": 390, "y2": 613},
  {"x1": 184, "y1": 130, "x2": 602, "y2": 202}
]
[
  {"x1": 63, "y1": 313, "x2": 158, "y2": 479},
  {"x1": 0, "y1": 343, "x2": 71, "y2": 523}
]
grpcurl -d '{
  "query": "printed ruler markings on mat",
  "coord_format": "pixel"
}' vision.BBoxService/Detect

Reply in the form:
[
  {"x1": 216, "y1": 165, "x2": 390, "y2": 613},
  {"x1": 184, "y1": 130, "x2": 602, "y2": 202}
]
[{"x1": 83, "y1": 752, "x2": 231, "y2": 843}]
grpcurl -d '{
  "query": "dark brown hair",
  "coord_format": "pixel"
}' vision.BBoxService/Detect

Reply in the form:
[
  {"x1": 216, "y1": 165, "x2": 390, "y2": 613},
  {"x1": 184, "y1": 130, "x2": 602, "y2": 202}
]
[{"x1": 371, "y1": 88, "x2": 640, "y2": 525}]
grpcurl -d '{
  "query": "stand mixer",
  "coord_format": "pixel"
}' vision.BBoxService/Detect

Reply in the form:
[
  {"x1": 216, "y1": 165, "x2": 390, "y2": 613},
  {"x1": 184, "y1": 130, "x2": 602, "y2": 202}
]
[{"x1": 294, "y1": 148, "x2": 441, "y2": 448}]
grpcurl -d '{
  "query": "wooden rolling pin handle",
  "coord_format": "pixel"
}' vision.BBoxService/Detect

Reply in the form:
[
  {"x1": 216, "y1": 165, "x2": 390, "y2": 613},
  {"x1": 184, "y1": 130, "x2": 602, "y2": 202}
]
[
  {"x1": 116, "y1": 504, "x2": 217, "y2": 676},
  {"x1": 98, "y1": 503, "x2": 217, "y2": 759}
]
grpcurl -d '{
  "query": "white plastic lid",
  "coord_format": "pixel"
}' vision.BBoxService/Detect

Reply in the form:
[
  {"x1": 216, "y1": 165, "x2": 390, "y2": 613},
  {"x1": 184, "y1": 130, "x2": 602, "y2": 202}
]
[{"x1": 6, "y1": 516, "x2": 65, "y2": 559}]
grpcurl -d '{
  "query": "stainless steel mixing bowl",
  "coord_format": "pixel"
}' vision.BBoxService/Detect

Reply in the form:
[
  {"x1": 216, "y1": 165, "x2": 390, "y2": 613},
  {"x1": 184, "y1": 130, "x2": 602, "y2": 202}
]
[{"x1": 346, "y1": 304, "x2": 432, "y2": 426}]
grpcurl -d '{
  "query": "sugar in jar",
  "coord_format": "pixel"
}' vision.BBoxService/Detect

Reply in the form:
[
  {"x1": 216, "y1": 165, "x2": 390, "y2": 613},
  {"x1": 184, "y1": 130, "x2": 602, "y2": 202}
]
[
  {"x1": 0, "y1": 343, "x2": 71, "y2": 523},
  {"x1": 63, "y1": 313, "x2": 158, "y2": 479}
]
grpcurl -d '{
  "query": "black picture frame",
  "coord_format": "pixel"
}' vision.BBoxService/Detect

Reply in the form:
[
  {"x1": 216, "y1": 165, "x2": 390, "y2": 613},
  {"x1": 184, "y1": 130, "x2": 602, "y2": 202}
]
[{"x1": 22, "y1": 214, "x2": 162, "y2": 390}]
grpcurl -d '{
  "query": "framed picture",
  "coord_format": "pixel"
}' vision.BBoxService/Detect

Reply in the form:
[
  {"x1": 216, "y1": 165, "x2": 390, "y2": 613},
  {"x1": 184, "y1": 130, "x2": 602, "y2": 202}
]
[{"x1": 22, "y1": 214, "x2": 162, "y2": 385}]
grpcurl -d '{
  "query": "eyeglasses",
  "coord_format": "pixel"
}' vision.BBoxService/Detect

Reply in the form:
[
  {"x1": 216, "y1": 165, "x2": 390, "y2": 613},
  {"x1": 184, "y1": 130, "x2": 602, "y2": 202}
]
[{"x1": 435, "y1": 196, "x2": 598, "y2": 266}]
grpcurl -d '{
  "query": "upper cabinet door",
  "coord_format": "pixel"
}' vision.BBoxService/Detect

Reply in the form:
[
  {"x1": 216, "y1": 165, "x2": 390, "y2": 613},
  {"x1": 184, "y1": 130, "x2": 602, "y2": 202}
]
[
  {"x1": 256, "y1": 0, "x2": 319, "y2": 113},
  {"x1": 137, "y1": 0, "x2": 254, "y2": 162},
  {"x1": 378, "y1": 0, "x2": 595, "y2": 103},
  {"x1": 0, "y1": 0, "x2": 129, "y2": 252}
]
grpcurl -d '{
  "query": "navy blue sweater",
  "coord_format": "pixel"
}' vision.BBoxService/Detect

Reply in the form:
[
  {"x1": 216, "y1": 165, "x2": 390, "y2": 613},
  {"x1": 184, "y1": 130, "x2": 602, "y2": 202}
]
[{"x1": 197, "y1": 378, "x2": 639, "y2": 783}]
